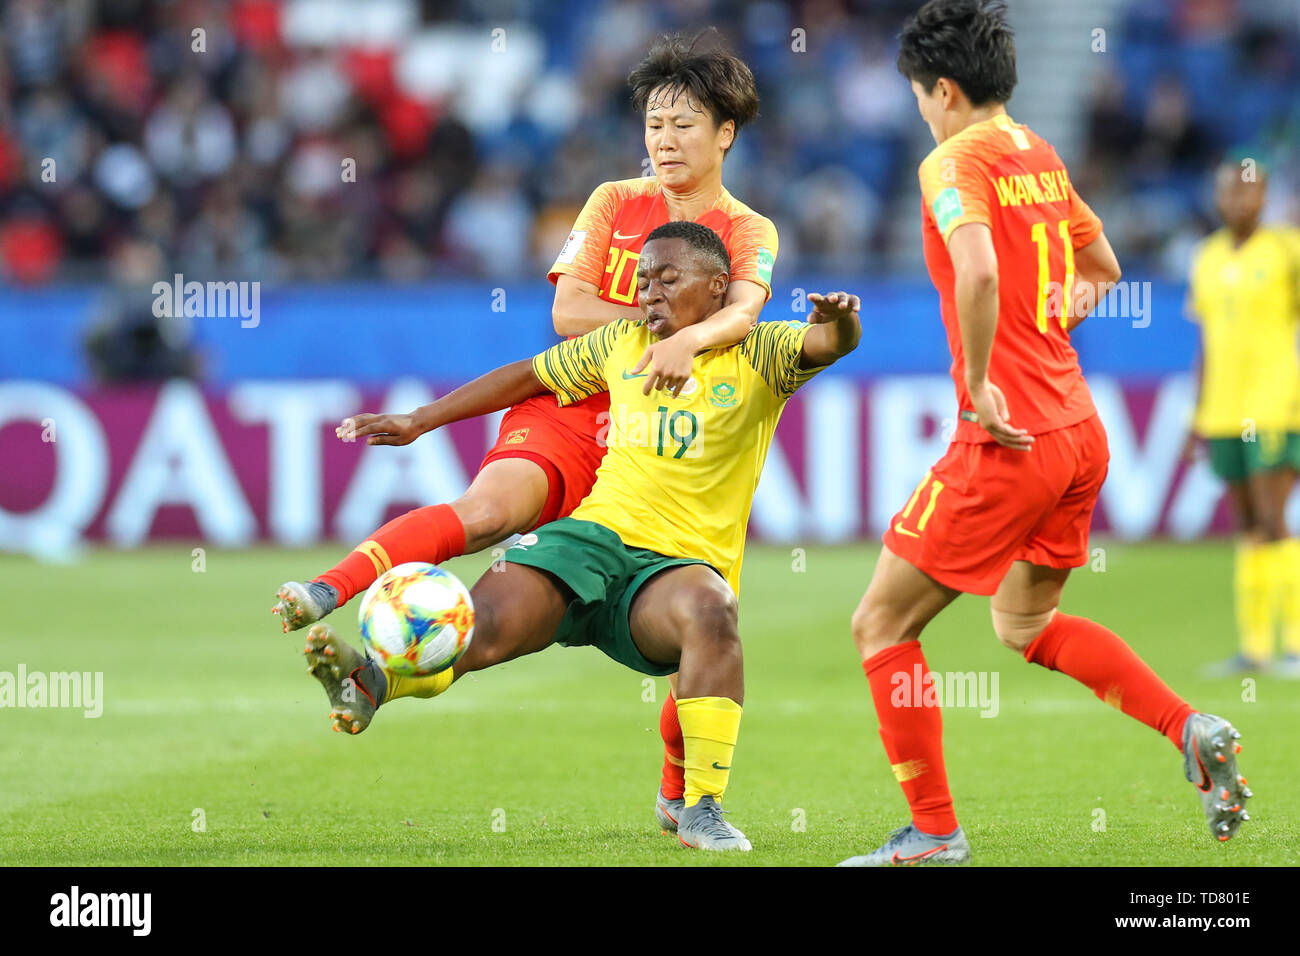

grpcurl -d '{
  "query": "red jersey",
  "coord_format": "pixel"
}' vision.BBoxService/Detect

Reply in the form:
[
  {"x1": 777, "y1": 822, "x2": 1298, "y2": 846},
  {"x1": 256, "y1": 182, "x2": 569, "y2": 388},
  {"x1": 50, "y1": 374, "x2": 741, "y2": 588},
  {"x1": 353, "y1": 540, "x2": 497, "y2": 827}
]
[
  {"x1": 549, "y1": 176, "x2": 777, "y2": 306},
  {"x1": 918, "y1": 113, "x2": 1104, "y2": 443}
]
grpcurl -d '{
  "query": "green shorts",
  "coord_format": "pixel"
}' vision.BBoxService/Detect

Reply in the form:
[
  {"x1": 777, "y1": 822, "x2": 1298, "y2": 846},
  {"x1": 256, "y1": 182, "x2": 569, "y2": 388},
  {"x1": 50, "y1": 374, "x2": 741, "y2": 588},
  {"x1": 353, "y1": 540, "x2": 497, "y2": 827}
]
[
  {"x1": 1206, "y1": 432, "x2": 1300, "y2": 482},
  {"x1": 502, "y1": 517, "x2": 718, "y2": 676}
]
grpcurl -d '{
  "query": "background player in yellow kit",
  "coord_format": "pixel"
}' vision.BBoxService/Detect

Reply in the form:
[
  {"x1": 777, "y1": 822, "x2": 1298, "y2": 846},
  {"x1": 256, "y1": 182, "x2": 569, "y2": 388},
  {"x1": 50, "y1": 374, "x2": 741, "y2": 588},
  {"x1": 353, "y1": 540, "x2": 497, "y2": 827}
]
[
  {"x1": 1185, "y1": 157, "x2": 1300, "y2": 678},
  {"x1": 299, "y1": 222, "x2": 861, "y2": 851}
]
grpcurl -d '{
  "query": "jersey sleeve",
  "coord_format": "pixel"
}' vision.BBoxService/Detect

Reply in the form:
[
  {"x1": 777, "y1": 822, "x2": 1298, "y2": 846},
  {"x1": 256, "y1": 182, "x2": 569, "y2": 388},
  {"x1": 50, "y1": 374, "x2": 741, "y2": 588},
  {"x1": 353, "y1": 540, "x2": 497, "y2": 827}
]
[
  {"x1": 532, "y1": 319, "x2": 628, "y2": 405},
  {"x1": 918, "y1": 144, "x2": 992, "y2": 244},
  {"x1": 548, "y1": 181, "x2": 621, "y2": 288},
  {"x1": 739, "y1": 320, "x2": 826, "y2": 400},
  {"x1": 1067, "y1": 180, "x2": 1104, "y2": 250},
  {"x1": 725, "y1": 215, "x2": 779, "y2": 302}
]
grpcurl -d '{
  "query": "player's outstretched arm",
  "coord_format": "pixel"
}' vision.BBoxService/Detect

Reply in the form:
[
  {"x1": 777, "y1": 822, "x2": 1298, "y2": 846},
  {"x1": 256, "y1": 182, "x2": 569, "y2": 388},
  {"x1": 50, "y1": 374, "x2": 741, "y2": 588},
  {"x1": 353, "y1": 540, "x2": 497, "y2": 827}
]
[
  {"x1": 800, "y1": 291, "x2": 862, "y2": 368},
  {"x1": 1068, "y1": 233, "x2": 1122, "y2": 331},
  {"x1": 338, "y1": 359, "x2": 547, "y2": 446},
  {"x1": 633, "y1": 279, "x2": 767, "y2": 395}
]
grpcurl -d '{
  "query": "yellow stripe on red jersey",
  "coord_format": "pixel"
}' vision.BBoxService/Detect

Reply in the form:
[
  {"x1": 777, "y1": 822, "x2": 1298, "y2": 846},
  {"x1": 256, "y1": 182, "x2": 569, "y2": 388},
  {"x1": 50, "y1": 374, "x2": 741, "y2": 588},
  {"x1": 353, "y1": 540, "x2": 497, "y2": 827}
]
[{"x1": 531, "y1": 318, "x2": 825, "y2": 593}]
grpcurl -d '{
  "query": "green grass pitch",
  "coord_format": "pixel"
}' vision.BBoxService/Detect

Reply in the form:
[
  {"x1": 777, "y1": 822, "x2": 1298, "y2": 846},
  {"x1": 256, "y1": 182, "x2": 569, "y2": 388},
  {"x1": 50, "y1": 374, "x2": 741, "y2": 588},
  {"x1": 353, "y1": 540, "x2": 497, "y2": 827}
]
[{"x1": 1, "y1": 539, "x2": 1295, "y2": 866}]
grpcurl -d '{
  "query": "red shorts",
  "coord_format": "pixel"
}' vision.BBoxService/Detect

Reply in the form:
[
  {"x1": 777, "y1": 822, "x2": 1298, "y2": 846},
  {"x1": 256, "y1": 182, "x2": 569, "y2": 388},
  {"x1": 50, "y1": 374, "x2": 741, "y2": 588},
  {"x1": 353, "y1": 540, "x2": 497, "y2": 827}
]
[
  {"x1": 882, "y1": 413, "x2": 1109, "y2": 596},
  {"x1": 480, "y1": 392, "x2": 609, "y2": 530}
]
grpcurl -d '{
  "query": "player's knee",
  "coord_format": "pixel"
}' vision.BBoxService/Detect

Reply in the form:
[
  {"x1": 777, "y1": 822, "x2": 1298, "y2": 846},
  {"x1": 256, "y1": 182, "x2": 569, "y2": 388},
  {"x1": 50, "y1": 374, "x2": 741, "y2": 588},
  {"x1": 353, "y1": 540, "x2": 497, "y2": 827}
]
[
  {"x1": 851, "y1": 600, "x2": 913, "y2": 657},
  {"x1": 452, "y1": 492, "x2": 519, "y2": 546},
  {"x1": 990, "y1": 606, "x2": 1055, "y2": 653},
  {"x1": 672, "y1": 585, "x2": 739, "y2": 651}
]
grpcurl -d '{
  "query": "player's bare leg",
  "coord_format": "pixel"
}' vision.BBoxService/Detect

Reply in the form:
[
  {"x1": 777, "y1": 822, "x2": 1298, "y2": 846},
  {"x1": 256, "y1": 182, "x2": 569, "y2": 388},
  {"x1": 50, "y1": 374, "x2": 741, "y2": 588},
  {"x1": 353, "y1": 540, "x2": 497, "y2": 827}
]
[
  {"x1": 452, "y1": 562, "x2": 569, "y2": 677},
  {"x1": 630, "y1": 565, "x2": 750, "y2": 851},
  {"x1": 274, "y1": 457, "x2": 550, "y2": 632},
  {"x1": 839, "y1": 545, "x2": 969, "y2": 866},
  {"x1": 850, "y1": 545, "x2": 960, "y2": 659},
  {"x1": 993, "y1": 560, "x2": 1251, "y2": 842},
  {"x1": 302, "y1": 562, "x2": 567, "y2": 736}
]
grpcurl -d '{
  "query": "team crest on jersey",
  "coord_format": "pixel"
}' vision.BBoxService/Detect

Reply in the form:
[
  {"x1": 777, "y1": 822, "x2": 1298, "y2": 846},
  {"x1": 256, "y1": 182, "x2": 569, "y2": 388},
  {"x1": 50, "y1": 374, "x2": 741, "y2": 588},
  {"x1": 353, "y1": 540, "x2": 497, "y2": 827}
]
[
  {"x1": 556, "y1": 229, "x2": 587, "y2": 265},
  {"x1": 932, "y1": 187, "x2": 963, "y2": 233},
  {"x1": 708, "y1": 377, "x2": 739, "y2": 408},
  {"x1": 505, "y1": 428, "x2": 529, "y2": 444}
]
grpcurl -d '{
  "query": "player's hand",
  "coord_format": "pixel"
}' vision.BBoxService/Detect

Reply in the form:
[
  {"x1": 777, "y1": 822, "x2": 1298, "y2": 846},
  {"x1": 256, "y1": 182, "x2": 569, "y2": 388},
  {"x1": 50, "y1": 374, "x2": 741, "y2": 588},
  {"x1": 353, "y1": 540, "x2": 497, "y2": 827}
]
[
  {"x1": 336, "y1": 413, "x2": 423, "y2": 446},
  {"x1": 632, "y1": 332, "x2": 699, "y2": 398},
  {"x1": 967, "y1": 379, "x2": 1034, "y2": 451},
  {"x1": 808, "y1": 291, "x2": 861, "y2": 323},
  {"x1": 1181, "y1": 431, "x2": 1201, "y2": 464}
]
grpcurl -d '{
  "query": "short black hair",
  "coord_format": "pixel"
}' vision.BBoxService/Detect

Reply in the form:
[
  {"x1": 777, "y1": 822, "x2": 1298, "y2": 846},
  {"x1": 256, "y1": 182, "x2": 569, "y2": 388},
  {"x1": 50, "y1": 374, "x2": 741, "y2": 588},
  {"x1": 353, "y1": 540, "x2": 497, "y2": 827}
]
[
  {"x1": 628, "y1": 31, "x2": 759, "y2": 154},
  {"x1": 644, "y1": 221, "x2": 731, "y2": 275},
  {"x1": 897, "y1": 0, "x2": 1017, "y2": 106}
]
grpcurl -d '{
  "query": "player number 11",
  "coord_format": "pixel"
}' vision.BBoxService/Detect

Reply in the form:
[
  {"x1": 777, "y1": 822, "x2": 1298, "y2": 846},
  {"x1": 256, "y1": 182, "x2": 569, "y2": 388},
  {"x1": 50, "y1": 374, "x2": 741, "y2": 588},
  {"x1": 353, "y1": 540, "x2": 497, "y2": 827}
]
[
  {"x1": 1030, "y1": 218, "x2": 1075, "y2": 333},
  {"x1": 893, "y1": 470, "x2": 945, "y2": 539}
]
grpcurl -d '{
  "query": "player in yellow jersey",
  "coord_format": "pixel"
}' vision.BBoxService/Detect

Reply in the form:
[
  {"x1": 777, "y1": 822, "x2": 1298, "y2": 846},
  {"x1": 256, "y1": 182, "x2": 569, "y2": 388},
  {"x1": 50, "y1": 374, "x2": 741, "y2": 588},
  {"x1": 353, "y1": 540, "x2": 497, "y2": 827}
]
[
  {"x1": 273, "y1": 33, "x2": 778, "y2": 834},
  {"x1": 1185, "y1": 157, "x2": 1300, "y2": 678},
  {"x1": 299, "y1": 222, "x2": 862, "y2": 851}
]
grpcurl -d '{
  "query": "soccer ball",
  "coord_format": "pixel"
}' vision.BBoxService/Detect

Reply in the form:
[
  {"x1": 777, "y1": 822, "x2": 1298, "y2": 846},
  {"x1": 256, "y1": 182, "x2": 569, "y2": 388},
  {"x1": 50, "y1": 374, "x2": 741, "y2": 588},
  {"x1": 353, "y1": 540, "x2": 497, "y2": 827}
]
[{"x1": 357, "y1": 562, "x2": 475, "y2": 676}]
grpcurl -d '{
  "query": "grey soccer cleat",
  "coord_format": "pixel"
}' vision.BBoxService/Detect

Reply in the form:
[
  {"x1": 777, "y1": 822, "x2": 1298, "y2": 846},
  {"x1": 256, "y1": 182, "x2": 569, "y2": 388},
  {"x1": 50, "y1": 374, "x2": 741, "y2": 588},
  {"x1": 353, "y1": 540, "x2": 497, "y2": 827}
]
[
  {"x1": 837, "y1": 823, "x2": 971, "y2": 867},
  {"x1": 273, "y1": 580, "x2": 339, "y2": 633},
  {"x1": 1201, "y1": 653, "x2": 1265, "y2": 678},
  {"x1": 302, "y1": 623, "x2": 384, "y2": 736},
  {"x1": 1182, "y1": 712, "x2": 1251, "y2": 842},
  {"x1": 676, "y1": 796, "x2": 751, "y2": 851},
  {"x1": 1274, "y1": 653, "x2": 1300, "y2": 679},
  {"x1": 655, "y1": 788, "x2": 684, "y2": 834}
]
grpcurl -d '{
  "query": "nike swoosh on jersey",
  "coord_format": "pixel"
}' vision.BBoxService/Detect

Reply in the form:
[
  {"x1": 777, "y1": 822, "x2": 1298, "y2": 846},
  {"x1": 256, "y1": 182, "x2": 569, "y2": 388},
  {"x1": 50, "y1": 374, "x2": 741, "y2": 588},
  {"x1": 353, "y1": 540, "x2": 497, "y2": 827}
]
[
  {"x1": 621, "y1": 370, "x2": 649, "y2": 379},
  {"x1": 613, "y1": 230, "x2": 641, "y2": 240}
]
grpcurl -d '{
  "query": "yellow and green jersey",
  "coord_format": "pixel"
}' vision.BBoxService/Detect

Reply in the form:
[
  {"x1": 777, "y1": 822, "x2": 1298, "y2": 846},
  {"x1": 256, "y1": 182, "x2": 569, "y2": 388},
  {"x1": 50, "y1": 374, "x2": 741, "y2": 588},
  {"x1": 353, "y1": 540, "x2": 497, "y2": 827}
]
[
  {"x1": 532, "y1": 318, "x2": 826, "y2": 593},
  {"x1": 1188, "y1": 225, "x2": 1300, "y2": 435}
]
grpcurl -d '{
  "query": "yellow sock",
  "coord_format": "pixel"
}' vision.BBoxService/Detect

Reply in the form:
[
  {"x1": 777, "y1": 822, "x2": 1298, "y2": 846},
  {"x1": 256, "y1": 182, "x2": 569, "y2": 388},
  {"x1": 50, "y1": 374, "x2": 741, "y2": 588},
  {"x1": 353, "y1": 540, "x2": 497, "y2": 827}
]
[
  {"x1": 1281, "y1": 538, "x2": 1300, "y2": 655},
  {"x1": 677, "y1": 696, "x2": 742, "y2": 807},
  {"x1": 382, "y1": 668, "x2": 454, "y2": 703},
  {"x1": 1235, "y1": 541, "x2": 1273, "y2": 663}
]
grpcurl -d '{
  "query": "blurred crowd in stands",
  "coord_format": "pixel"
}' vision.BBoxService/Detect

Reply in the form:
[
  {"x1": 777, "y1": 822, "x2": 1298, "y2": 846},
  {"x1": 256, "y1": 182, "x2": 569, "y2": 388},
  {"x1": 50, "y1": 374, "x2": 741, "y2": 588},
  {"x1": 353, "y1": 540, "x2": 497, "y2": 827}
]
[
  {"x1": 1079, "y1": 0, "x2": 1300, "y2": 277},
  {"x1": 0, "y1": 0, "x2": 1296, "y2": 288}
]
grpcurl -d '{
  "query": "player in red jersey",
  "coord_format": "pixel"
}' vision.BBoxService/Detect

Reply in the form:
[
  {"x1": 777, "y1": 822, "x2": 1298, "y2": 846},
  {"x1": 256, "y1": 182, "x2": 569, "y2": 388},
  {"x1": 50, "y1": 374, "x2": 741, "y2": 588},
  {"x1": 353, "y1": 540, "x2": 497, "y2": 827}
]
[
  {"x1": 271, "y1": 35, "x2": 778, "y2": 831},
  {"x1": 838, "y1": 0, "x2": 1251, "y2": 866}
]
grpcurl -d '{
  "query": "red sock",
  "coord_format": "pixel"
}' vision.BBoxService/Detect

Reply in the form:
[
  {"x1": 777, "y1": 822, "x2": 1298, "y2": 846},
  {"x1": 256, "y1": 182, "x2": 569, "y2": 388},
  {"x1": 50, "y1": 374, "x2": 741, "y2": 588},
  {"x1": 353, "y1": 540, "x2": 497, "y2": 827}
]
[
  {"x1": 659, "y1": 693, "x2": 685, "y2": 801},
  {"x1": 1023, "y1": 612, "x2": 1195, "y2": 750},
  {"x1": 864, "y1": 641, "x2": 958, "y2": 837},
  {"x1": 316, "y1": 504, "x2": 467, "y2": 606}
]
